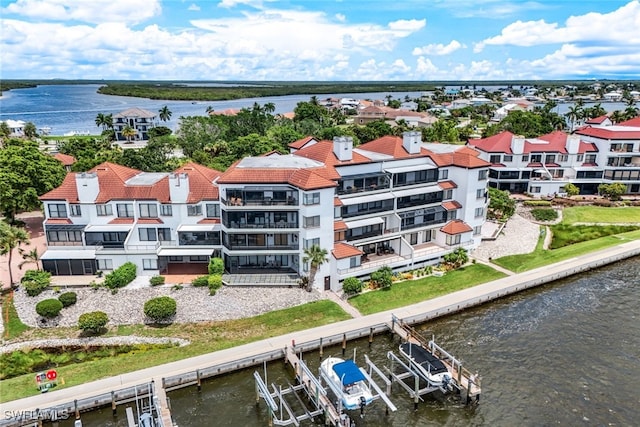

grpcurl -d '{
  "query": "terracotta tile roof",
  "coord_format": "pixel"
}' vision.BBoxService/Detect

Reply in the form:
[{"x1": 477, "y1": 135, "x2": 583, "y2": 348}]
[
  {"x1": 218, "y1": 166, "x2": 336, "y2": 190},
  {"x1": 468, "y1": 131, "x2": 516, "y2": 153},
  {"x1": 288, "y1": 136, "x2": 318, "y2": 150},
  {"x1": 53, "y1": 153, "x2": 76, "y2": 166},
  {"x1": 109, "y1": 218, "x2": 134, "y2": 224},
  {"x1": 451, "y1": 151, "x2": 491, "y2": 168},
  {"x1": 334, "y1": 197, "x2": 343, "y2": 207},
  {"x1": 332, "y1": 242, "x2": 363, "y2": 259},
  {"x1": 40, "y1": 173, "x2": 79, "y2": 202},
  {"x1": 358, "y1": 135, "x2": 430, "y2": 159},
  {"x1": 442, "y1": 201, "x2": 462, "y2": 210},
  {"x1": 137, "y1": 218, "x2": 164, "y2": 224},
  {"x1": 197, "y1": 218, "x2": 221, "y2": 224},
  {"x1": 175, "y1": 162, "x2": 222, "y2": 203},
  {"x1": 524, "y1": 131, "x2": 570, "y2": 153},
  {"x1": 440, "y1": 220, "x2": 473, "y2": 235},
  {"x1": 294, "y1": 140, "x2": 371, "y2": 167},
  {"x1": 619, "y1": 117, "x2": 640, "y2": 127},
  {"x1": 585, "y1": 115, "x2": 609, "y2": 125},
  {"x1": 334, "y1": 220, "x2": 347, "y2": 231},
  {"x1": 45, "y1": 218, "x2": 73, "y2": 224},
  {"x1": 209, "y1": 108, "x2": 240, "y2": 116},
  {"x1": 439, "y1": 180, "x2": 458, "y2": 190},
  {"x1": 578, "y1": 141, "x2": 598, "y2": 153},
  {"x1": 288, "y1": 169, "x2": 337, "y2": 190},
  {"x1": 575, "y1": 125, "x2": 640, "y2": 140},
  {"x1": 88, "y1": 162, "x2": 171, "y2": 203}
]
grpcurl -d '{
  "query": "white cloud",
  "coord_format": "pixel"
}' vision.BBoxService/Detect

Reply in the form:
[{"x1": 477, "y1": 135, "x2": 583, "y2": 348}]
[
  {"x1": 1, "y1": 0, "x2": 161, "y2": 24},
  {"x1": 387, "y1": 19, "x2": 426, "y2": 32},
  {"x1": 188, "y1": 3, "x2": 200, "y2": 11},
  {"x1": 335, "y1": 13, "x2": 345, "y2": 22},
  {"x1": 217, "y1": 0, "x2": 265, "y2": 9},
  {"x1": 412, "y1": 40, "x2": 464, "y2": 56},
  {"x1": 431, "y1": 0, "x2": 549, "y2": 19}
]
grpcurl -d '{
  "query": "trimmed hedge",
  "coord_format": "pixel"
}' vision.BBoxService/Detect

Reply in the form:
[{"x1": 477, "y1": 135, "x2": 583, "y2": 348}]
[
  {"x1": 208, "y1": 257, "x2": 224, "y2": 275},
  {"x1": 35, "y1": 299, "x2": 63, "y2": 318},
  {"x1": 342, "y1": 277, "x2": 363, "y2": 295},
  {"x1": 78, "y1": 311, "x2": 108, "y2": 334},
  {"x1": 207, "y1": 274, "x2": 223, "y2": 296},
  {"x1": 58, "y1": 292, "x2": 77, "y2": 307},
  {"x1": 144, "y1": 296, "x2": 177, "y2": 321},
  {"x1": 103, "y1": 262, "x2": 137, "y2": 289},
  {"x1": 192, "y1": 276, "x2": 209, "y2": 287},
  {"x1": 523, "y1": 200, "x2": 552, "y2": 207},
  {"x1": 21, "y1": 270, "x2": 51, "y2": 297},
  {"x1": 150, "y1": 275, "x2": 165, "y2": 286}
]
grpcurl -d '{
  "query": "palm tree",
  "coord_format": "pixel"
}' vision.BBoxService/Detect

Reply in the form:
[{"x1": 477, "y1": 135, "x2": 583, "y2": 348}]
[
  {"x1": 0, "y1": 221, "x2": 30, "y2": 287},
  {"x1": 302, "y1": 244, "x2": 328, "y2": 292},
  {"x1": 95, "y1": 113, "x2": 106, "y2": 130},
  {"x1": 18, "y1": 248, "x2": 41, "y2": 271},
  {"x1": 122, "y1": 125, "x2": 136, "y2": 143},
  {"x1": 610, "y1": 110, "x2": 625, "y2": 124},
  {"x1": 565, "y1": 105, "x2": 582, "y2": 131},
  {"x1": 159, "y1": 105, "x2": 172, "y2": 123},
  {"x1": 590, "y1": 103, "x2": 606, "y2": 118},
  {"x1": 104, "y1": 113, "x2": 113, "y2": 130},
  {"x1": 624, "y1": 105, "x2": 639, "y2": 120}
]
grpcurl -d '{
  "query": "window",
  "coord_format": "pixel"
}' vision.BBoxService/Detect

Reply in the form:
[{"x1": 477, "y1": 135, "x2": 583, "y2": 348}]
[
  {"x1": 206, "y1": 203, "x2": 220, "y2": 218},
  {"x1": 139, "y1": 203, "x2": 158, "y2": 218},
  {"x1": 350, "y1": 257, "x2": 359, "y2": 268},
  {"x1": 160, "y1": 205, "x2": 173, "y2": 216},
  {"x1": 478, "y1": 170, "x2": 487, "y2": 180},
  {"x1": 585, "y1": 154, "x2": 597, "y2": 164},
  {"x1": 476, "y1": 189, "x2": 485, "y2": 199},
  {"x1": 530, "y1": 154, "x2": 542, "y2": 163},
  {"x1": 69, "y1": 205, "x2": 81, "y2": 216},
  {"x1": 503, "y1": 155, "x2": 513, "y2": 162},
  {"x1": 303, "y1": 215, "x2": 320, "y2": 228},
  {"x1": 489, "y1": 155, "x2": 501, "y2": 164},
  {"x1": 474, "y1": 207, "x2": 484, "y2": 218},
  {"x1": 530, "y1": 186, "x2": 541, "y2": 193},
  {"x1": 187, "y1": 204, "x2": 202, "y2": 216},
  {"x1": 97, "y1": 204, "x2": 112, "y2": 216},
  {"x1": 474, "y1": 225, "x2": 482, "y2": 235},
  {"x1": 439, "y1": 169, "x2": 448, "y2": 180},
  {"x1": 545, "y1": 154, "x2": 556, "y2": 164},
  {"x1": 139, "y1": 228, "x2": 157, "y2": 241},
  {"x1": 96, "y1": 259, "x2": 113, "y2": 270},
  {"x1": 522, "y1": 155, "x2": 529, "y2": 162},
  {"x1": 576, "y1": 154, "x2": 584, "y2": 162},
  {"x1": 304, "y1": 192, "x2": 320, "y2": 205},
  {"x1": 116, "y1": 203, "x2": 134, "y2": 218},
  {"x1": 169, "y1": 256, "x2": 182, "y2": 262},
  {"x1": 157, "y1": 228, "x2": 171, "y2": 241},
  {"x1": 47, "y1": 230, "x2": 82, "y2": 242},
  {"x1": 304, "y1": 238, "x2": 320, "y2": 249},
  {"x1": 445, "y1": 234, "x2": 461, "y2": 245},
  {"x1": 444, "y1": 189, "x2": 453, "y2": 200},
  {"x1": 190, "y1": 255, "x2": 208, "y2": 262},
  {"x1": 558, "y1": 154, "x2": 568, "y2": 162},
  {"x1": 143, "y1": 259, "x2": 158, "y2": 270},
  {"x1": 48, "y1": 204, "x2": 67, "y2": 218}
]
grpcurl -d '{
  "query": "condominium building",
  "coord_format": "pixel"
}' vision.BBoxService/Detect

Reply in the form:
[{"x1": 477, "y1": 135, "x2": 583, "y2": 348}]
[
  {"x1": 39, "y1": 132, "x2": 490, "y2": 291},
  {"x1": 469, "y1": 117, "x2": 640, "y2": 196},
  {"x1": 112, "y1": 107, "x2": 157, "y2": 142}
]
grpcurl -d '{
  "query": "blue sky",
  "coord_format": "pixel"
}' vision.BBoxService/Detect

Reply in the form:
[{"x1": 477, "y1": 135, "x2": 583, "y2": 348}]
[{"x1": 1, "y1": 0, "x2": 639, "y2": 81}]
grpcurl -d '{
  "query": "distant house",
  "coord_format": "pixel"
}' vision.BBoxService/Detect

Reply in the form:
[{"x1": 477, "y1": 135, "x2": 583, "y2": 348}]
[
  {"x1": 400, "y1": 101, "x2": 418, "y2": 111},
  {"x1": 585, "y1": 115, "x2": 612, "y2": 127},
  {"x1": 53, "y1": 153, "x2": 77, "y2": 172},
  {"x1": 113, "y1": 107, "x2": 157, "y2": 142},
  {"x1": 3, "y1": 119, "x2": 26, "y2": 137},
  {"x1": 603, "y1": 92, "x2": 623, "y2": 101}
]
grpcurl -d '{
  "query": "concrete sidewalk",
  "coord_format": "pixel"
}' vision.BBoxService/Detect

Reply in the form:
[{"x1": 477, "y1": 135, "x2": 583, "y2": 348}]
[{"x1": 2, "y1": 239, "x2": 640, "y2": 414}]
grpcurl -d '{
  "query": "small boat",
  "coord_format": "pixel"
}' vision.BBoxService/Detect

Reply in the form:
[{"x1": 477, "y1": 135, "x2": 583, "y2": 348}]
[
  {"x1": 399, "y1": 342, "x2": 452, "y2": 387},
  {"x1": 320, "y1": 357, "x2": 374, "y2": 411}
]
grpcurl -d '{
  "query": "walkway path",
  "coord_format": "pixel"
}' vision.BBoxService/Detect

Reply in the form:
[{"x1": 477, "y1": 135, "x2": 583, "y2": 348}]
[
  {"x1": 324, "y1": 290, "x2": 362, "y2": 318},
  {"x1": 3, "y1": 239, "x2": 639, "y2": 414}
]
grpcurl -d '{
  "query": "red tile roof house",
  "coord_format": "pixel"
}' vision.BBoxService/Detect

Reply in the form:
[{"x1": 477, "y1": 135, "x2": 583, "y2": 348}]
[
  {"x1": 39, "y1": 132, "x2": 491, "y2": 290},
  {"x1": 468, "y1": 118, "x2": 640, "y2": 197}
]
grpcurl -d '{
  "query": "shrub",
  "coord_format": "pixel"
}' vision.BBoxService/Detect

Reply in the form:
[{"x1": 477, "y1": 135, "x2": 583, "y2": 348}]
[
  {"x1": 192, "y1": 275, "x2": 210, "y2": 287},
  {"x1": 563, "y1": 183, "x2": 580, "y2": 196},
  {"x1": 531, "y1": 208, "x2": 558, "y2": 222},
  {"x1": 149, "y1": 275, "x2": 165, "y2": 286},
  {"x1": 21, "y1": 270, "x2": 51, "y2": 297},
  {"x1": 58, "y1": 292, "x2": 77, "y2": 307},
  {"x1": 342, "y1": 277, "x2": 363, "y2": 295},
  {"x1": 208, "y1": 257, "x2": 224, "y2": 275},
  {"x1": 103, "y1": 262, "x2": 137, "y2": 289},
  {"x1": 78, "y1": 311, "x2": 108, "y2": 334},
  {"x1": 523, "y1": 200, "x2": 552, "y2": 207},
  {"x1": 35, "y1": 299, "x2": 63, "y2": 318},
  {"x1": 370, "y1": 266, "x2": 393, "y2": 290},
  {"x1": 207, "y1": 275, "x2": 223, "y2": 296},
  {"x1": 144, "y1": 296, "x2": 177, "y2": 322}
]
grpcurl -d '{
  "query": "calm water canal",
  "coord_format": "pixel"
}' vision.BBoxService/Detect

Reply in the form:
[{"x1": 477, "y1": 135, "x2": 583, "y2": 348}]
[{"x1": 56, "y1": 257, "x2": 640, "y2": 426}]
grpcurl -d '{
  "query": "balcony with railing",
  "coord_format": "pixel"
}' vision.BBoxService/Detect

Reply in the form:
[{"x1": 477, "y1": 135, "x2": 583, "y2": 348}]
[
  {"x1": 336, "y1": 173, "x2": 390, "y2": 195},
  {"x1": 223, "y1": 188, "x2": 299, "y2": 207},
  {"x1": 223, "y1": 233, "x2": 298, "y2": 251},
  {"x1": 223, "y1": 211, "x2": 298, "y2": 229},
  {"x1": 341, "y1": 199, "x2": 394, "y2": 219},
  {"x1": 396, "y1": 192, "x2": 443, "y2": 209}
]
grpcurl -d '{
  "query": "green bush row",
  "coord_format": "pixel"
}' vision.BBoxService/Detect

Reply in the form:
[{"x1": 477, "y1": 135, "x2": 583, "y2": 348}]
[
  {"x1": 531, "y1": 208, "x2": 558, "y2": 221},
  {"x1": 523, "y1": 200, "x2": 552, "y2": 207},
  {"x1": 103, "y1": 262, "x2": 137, "y2": 289}
]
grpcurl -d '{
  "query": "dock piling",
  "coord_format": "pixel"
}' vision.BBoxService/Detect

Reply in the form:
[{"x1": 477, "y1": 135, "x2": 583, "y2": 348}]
[{"x1": 341, "y1": 334, "x2": 346, "y2": 356}]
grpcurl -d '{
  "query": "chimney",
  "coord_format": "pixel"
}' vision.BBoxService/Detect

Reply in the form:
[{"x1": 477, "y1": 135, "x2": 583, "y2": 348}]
[
  {"x1": 511, "y1": 135, "x2": 525, "y2": 155},
  {"x1": 75, "y1": 172, "x2": 99, "y2": 202},
  {"x1": 566, "y1": 134, "x2": 580, "y2": 154},
  {"x1": 169, "y1": 173, "x2": 189, "y2": 203},
  {"x1": 333, "y1": 136, "x2": 353, "y2": 161},
  {"x1": 402, "y1": 131, "x2": 422, "y2": 154}
]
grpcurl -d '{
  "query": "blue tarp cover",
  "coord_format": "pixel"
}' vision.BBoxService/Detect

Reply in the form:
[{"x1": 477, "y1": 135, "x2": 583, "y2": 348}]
[{"x1": 332, "y1": 360, "x2": 366, "y2": 386}]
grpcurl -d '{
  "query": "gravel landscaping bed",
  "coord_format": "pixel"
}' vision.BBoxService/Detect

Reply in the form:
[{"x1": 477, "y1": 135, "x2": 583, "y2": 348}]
[
  {"x1": 473, "y1": 212, "x2": 541, "y2": 261},
  {"x1": 1, "y1": 336, "x2": 190, "y2": 354},
  {"x1": 12, "y1": 285, "x2": 323, "y2": 328}
]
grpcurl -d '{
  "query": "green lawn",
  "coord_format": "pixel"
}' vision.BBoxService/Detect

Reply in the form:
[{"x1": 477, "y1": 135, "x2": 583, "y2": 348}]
[
  {"x1": 1, "y1": 293, "x2": 31, "y2": 340},
  {"x1": 562, "y1": 206, "x2": 640, "y2": 224},
  {"x1": 0, "y1": 300, "x2": 350, "y2": 402},
  {"x1": 493, "y1": 229, "x2": 640, "y2": 273},
  {"x1": 349, "y1": 264, "x2": 506, "y2": 315}
]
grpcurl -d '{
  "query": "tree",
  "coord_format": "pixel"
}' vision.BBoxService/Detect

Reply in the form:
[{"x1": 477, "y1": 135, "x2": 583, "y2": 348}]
[
  {"x1": 443, "y1": 248, "x2": 469, "y2": 269},
  {"x1": 563, "y1": 183, "x2": 580, "y2": 196},
  {"x1": 18, "y1": 248, "x2": 41, "y2": 270},
  {"x1": 487, "y1": 187, "x2": 515, "y2": 220},
  {"x1": 0, "y1": 121, "x2": 11, "y2": 141},
  {"x1": 95, "y1": 113, "x2": 107, "y2": 130},
  {"x1": 0, "y1": 140, "x2": 66, "y2": 220},
  {"x1": 598, "y1": 183, "x2": 626, "y2": 201},
  {"x1": 159, "y1": 105, "x2": 172, "y2": 123},
  {"x1": 564, "y1": 105, "x2": 582, "y2": 131},
  {"x1": 0, "y1": 221, "x2": 30, "y2": 287},
  {"x1": 121, "y1": 125, "x2": 136, "y2": 143},
  {"x1": 303, "y1": 244, "x2": 328, "y2": 291},
  {"x1": 23, "y1": 122, "x2": 37, "y2": 139}
]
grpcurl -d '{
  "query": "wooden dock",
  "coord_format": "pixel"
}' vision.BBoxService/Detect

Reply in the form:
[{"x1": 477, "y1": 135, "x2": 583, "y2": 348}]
[
  {"x1": 151, "y1": 378, "x2": 175, "y2": 427},
  {"x1": 389, "y1": 315, "x2": 481, "y2": 404}
]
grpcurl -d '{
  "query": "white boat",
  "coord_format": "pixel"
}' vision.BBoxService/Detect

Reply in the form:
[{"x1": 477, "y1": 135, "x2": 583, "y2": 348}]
[
  {"x1": 320, "y1": 357, "x2": 374, "y2": 411},
  {"x1": 399, "y1": 342, "x2": 452, "y2": 387}
]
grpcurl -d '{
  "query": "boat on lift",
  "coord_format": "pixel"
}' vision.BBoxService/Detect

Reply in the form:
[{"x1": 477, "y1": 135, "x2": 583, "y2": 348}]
[
  {"x1": 399, "y1": 342, "x2": 452, "y2": 387},
  {"x1": 320, "y1": 357, "x2": 374, "y2": 411}
]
